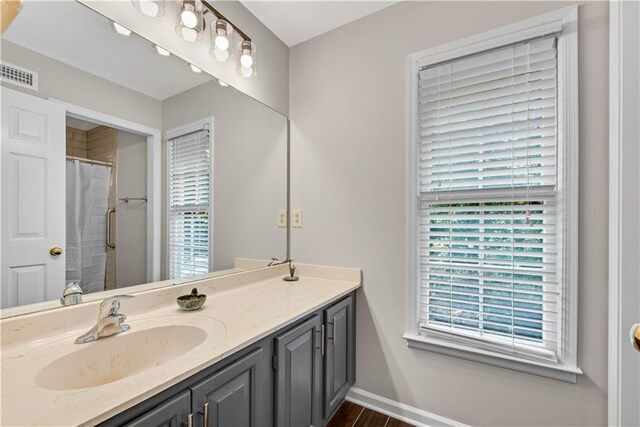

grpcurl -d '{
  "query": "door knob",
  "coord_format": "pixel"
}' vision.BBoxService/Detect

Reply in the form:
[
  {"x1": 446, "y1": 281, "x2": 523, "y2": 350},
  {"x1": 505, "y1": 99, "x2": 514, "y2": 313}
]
[
  {"x1": 49, "y1": 247, "x2": 63, "y2": 256},
  {"x1": 630, "y1": 323, "x2": 640, "y2": 352}
]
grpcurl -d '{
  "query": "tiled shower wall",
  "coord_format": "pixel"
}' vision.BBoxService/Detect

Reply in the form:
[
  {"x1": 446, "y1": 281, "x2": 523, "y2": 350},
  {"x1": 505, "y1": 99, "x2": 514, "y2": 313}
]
[
  {"x1": 65, "y1": 125, "x2": 118, "y2": 291},
  {"x1": 66, "y1": 127, "x2": 88, "y2": 158}
]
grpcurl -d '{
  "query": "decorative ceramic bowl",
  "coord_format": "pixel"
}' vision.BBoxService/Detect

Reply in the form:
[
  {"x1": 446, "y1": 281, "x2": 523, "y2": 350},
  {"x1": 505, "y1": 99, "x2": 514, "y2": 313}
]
[{"x1": 177, "y1": 288, "x2": 207, "y2": 311}]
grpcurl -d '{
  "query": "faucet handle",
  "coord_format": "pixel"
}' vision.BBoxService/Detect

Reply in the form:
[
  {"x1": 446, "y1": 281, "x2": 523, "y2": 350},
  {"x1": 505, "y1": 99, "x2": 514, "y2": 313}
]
[{"x1": 98, "y1": 295, "x2": 134, "y2": 318}]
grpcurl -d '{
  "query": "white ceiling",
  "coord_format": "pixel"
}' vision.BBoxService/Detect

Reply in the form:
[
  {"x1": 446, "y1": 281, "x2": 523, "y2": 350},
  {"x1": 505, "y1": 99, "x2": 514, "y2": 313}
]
[
  {"x1": 240, "y1": 1, "x2": 399, "y2": 47},
  {"x1": 3, "y1": 1, "x2": 212, "y2": 100}
]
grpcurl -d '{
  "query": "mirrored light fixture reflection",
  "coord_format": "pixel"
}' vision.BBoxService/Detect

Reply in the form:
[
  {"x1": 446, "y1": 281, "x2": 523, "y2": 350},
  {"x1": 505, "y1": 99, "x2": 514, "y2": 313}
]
[
  {"x1": 152, "y1": 44, "x2": 171, "y2": 56},
  {"x1": 111, "y1": 21, "x2": 132, "y2": 36},
  {"x1": 176, "y1": 0, "x2": 204, "y2": 42},
  {"x1": 238, "y1": 40, "x2": 256, "y2": 78},
  {"x1": 131, "y1": 0, "x2": 165, "y2": 17},
  {"x1": 186, "y1": 62, "x2": 203, "y2": 73},
  {"x1": 210, "y1": 19, "x2": 233, "y2": 63}
]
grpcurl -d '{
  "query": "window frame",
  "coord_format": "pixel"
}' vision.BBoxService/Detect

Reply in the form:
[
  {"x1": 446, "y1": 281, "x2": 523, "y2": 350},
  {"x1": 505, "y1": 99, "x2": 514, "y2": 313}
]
[
  {"x1": 165, "y1": 117, "x2": 215, "y2": 280},
  {"x1": 404, "y1": 6, "x2": 581, "y2": 382}
]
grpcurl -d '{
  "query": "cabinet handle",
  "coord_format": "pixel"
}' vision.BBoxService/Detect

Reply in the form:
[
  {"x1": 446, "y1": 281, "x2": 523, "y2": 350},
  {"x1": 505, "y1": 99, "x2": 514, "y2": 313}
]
[
  {"x1": 332, "y1": 317, "x2": 337, "y2": 343},
  {"x1": 203, "y1": 402, "x2": 209, "y2": 427},
  {"x1": 187, "y1": 413, "x2": 193, "y2": 427},
  {"x1": 321, "y1": 325, "x2": 325, "y2": 356}
]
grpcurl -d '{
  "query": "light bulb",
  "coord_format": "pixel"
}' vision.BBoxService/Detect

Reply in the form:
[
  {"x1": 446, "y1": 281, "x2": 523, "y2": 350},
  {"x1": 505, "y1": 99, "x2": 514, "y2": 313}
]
[
  {"x1": 240, "y1": 53, "x2": 253, "y2": 68},
  {"x1": 213, "y1": 48, "x2": 230, "y2": 62},
  {"x1": 188, "y1": 63, "x2": 202, "y2": 73},
  {"x1": 152, "y1": 44, "x2": 171, "y2": 56},
  {"x1": 215, "y1": 34, "x2": 229, "y2": 51},
  {"x1": 181, "y1": 5, "x2": 197, "y2": 28},
  {"x1": 217, "y1": 79, "x2": 229, "y2": 87},
  {"x1": 112, "y1": 22, "x2": 132, "y2": 36},
  {"x1": 240, "y1": 66, "x2": 253, "y2": 78},
  {"x1": 139, "y1": 0, "x2": 159, "y2": 16},
  {"x1": 180, "y1": 27, "x2": 198, "y2": 42}
]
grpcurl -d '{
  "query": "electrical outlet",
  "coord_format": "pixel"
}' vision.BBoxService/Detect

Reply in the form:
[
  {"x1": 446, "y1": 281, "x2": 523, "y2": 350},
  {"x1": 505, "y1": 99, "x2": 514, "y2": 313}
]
[
  {"x1": 292, "y1": 209, "x2": 303, "y2": 228},
  {"x1": 277, "y1": 210, "x2": 287, "y2": 228}
]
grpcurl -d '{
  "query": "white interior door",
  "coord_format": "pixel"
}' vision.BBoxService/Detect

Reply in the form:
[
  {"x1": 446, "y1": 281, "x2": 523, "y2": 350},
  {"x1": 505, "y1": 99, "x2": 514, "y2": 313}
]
[
  {"x1": 1, "y1": 87, "x2": 66, "y2": 308},
  {"x1": 609, "y1": 1, "x2": 640, "y2": 425}
]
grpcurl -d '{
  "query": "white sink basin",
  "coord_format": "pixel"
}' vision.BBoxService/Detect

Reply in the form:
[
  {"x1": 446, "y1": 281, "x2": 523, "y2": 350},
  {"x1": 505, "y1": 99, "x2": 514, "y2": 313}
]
[{"x1": 35, "y1": 324, "x2": 208, "y2": 390}]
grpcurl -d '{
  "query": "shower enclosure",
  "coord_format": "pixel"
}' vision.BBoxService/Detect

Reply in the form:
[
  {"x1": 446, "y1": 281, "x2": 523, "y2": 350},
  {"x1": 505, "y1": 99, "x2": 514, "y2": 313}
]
[{"x1": 65, "y1": 158, "x2": 111, "y2": 294}]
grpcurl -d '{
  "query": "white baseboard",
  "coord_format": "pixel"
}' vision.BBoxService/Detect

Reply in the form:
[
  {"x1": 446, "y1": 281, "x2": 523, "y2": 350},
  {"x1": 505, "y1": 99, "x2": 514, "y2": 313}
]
[{"x1": 345, "y1": 387, "x2": 468, "y2": 427}]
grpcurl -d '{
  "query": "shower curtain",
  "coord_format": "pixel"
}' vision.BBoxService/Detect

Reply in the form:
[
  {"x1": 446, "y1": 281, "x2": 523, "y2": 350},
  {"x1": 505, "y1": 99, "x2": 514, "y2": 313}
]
[{"x1": 66, "y1": 160, "x2": 112, "y2": 294}]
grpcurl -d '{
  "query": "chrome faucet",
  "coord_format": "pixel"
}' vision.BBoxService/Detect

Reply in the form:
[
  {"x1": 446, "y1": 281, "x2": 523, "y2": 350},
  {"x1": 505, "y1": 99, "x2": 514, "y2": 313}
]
[{"x1": 75, "y1": 295, "x2": 134, "y2": 344}]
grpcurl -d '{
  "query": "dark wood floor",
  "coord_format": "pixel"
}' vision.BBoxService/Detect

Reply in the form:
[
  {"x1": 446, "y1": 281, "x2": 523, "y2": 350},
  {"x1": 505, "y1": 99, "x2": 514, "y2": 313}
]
[{"x1": 326, "y1": 401, "x2": 414, "y2": 427}]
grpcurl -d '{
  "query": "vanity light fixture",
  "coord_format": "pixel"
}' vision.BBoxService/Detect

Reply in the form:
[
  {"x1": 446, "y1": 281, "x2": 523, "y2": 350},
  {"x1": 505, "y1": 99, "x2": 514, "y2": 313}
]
[
  {"x1": 130, "y1": 0, "x2": 257, "y2": 78},
  {"x1": 111, "y1": 21, "x2": 132, "y2": 36},
  {"x1": 131, "y1": 0, "x2": 165, "y2": 17},
  {"x1": 152, "y1": 44, "x2": 171, "y2": 56},
  {"x1": 176, "y1": 0, "x2": 205, "y2": 42},
  {"x1": 187, "y1": 62, "x2": 202, "y2": 73},
  {"x1": 210, "y1": 19, "x2": 233, "y2": 63}
]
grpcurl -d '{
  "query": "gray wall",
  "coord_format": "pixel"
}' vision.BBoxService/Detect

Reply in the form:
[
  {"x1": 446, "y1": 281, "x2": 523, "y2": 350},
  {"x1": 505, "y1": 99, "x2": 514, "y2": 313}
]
[
  {"x1": 0, "y1": 40, "x2": 162, "y2": 129},
  {"x1": 289, "y1": 2, "x2": 609, "y2": 425},
  {"x1": 79, "y1": 0, "x2": 290, "y2": 116},
  {"x1": 116, "y1": 130, "x2": 148, "y2": 287},
  {"x1": 162, "y1": 82, "x2": 288, "y2": 272}
]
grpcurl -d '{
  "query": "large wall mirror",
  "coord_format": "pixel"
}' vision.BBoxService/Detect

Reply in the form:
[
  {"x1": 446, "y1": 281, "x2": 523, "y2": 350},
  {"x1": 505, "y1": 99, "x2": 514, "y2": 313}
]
[{"x1": 0, "y1": 1, "x2": 287, "y2": 317}]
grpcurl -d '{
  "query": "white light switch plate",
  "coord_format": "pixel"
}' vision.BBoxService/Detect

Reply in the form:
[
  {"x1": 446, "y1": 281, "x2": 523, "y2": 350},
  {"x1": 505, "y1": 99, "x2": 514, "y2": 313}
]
[
  {"x1": 292, "y1": 209, "x2": 303, "y2": 228},
  {"x1": 278, "y1": 210, "x2": 287, "y2": 228}
]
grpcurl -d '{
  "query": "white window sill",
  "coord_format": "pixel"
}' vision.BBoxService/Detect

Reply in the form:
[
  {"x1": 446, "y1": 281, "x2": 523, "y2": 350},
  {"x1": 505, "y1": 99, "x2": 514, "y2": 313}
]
[{"x1": 403, "y1": 333, "x2": 583, "y2": 383}]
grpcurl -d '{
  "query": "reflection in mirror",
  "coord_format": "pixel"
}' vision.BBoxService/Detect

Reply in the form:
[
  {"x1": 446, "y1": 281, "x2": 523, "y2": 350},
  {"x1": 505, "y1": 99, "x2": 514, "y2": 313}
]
[{"x1": 0, "y1": 1, "x2": 287, "y2": 317}]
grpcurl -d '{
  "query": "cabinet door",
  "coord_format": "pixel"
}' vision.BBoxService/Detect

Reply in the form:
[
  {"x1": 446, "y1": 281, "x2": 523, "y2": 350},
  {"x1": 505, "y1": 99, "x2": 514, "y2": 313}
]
[
  {"x1": 275, "y1": 315, "x2": 323, "y2": 427},
  {"x1": 191, "y1": 347, "x2": 265, "y2": 427},
  {"x1": 324, "y1": 295, "x2": 355, "y2": 418},
  {"x1": 123, "y1": 390, "x2": 191, "y2": 427}
]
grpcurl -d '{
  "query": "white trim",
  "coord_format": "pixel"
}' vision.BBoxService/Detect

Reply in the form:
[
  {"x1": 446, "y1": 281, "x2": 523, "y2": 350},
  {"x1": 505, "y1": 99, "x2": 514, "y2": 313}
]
[
  {"x1": 608, "y1": 1, "x2": 640, "y2": 425},
  {"x1": 49, "y1": 99, "x2": 162, "y2": 283},
  {"x1": 410, "y1": 6, "x2": 574, "y2": 69},
  {"x1": 404, "y1": 333, "x2": 580, "y2": 383},
  {"x1": 345, "y1": 387, "x2": 468, "y2": 427},
  {"x1": 405, "y1": 6, "x2": 580, "y2": 379},
  {"x1": 165, "y1": 117, "x2": 215, "y2": 279},
  {"x1": 608, "y1": 3, "x2": 622, "y2": 423}
]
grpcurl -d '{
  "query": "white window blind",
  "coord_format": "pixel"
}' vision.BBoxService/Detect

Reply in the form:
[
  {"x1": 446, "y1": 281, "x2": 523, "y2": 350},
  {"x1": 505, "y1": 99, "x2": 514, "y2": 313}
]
[
  {"x1": 417, "y1": 35, "x2": 561, "y2": 361},
  {"x1": 168, "y1": 128, "x2": 211, "y2": 279}
]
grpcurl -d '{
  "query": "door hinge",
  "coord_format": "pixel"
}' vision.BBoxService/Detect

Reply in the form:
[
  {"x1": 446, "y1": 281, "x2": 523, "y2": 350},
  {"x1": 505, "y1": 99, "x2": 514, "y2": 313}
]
[{"x1": 272, "y1": 353, "x2": 277, "y2": 371}]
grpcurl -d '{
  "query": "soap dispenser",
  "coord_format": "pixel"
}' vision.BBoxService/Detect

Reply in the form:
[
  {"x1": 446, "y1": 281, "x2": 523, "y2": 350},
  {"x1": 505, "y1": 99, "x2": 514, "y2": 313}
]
[{"x1": 60, "y1": 281, "x2": 83, "y2": 306}]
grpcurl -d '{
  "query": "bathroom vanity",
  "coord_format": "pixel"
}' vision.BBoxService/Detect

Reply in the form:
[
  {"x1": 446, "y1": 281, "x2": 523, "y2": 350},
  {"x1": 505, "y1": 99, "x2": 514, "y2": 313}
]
[
  {"x1": 0, "y1": 263, "x2": 360, "y2": 426},
  {"x1": 0, "y1": 3, "x2": 359, "y2": 426}
]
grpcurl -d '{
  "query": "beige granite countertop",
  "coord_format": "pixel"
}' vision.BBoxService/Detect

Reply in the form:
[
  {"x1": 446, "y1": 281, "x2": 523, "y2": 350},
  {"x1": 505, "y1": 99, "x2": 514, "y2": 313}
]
[{"x1": 0, "y1": 263, "x2": 361, "y2": 426}]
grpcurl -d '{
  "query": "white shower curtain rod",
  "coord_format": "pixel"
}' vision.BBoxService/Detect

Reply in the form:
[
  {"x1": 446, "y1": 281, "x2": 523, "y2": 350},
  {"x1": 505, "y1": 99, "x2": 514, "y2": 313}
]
[{"x1": 65, "y1": 156, "x2": 112, "y2": 167}]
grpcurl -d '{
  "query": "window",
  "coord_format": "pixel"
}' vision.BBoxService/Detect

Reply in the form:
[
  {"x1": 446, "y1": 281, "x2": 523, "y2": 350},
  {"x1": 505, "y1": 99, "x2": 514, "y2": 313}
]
[
  {"x1": 405, "y1": 8, "x2": 580, "y2": 382},
  {"x1": 167, "y1": 121, "x2": 213, "y2": 279}
]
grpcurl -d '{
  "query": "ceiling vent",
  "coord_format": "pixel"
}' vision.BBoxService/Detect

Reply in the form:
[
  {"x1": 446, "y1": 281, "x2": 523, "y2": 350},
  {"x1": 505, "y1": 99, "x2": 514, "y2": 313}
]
[{"x1": 1, "y1": 62, "x2": 38, "y2": 91}]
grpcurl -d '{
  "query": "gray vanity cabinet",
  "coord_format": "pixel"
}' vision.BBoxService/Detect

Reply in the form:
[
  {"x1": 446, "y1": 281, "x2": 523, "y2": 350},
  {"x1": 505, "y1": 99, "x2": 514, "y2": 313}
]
[
  {"x1": 191, "y1": 347, "x2": 266, "y2": 427},
  {"x1": 123, "y1": 390, "x2": 191, "y2": 427},
  {"x1": 274, "y1": 315, "x2": 323, "y2": 427},
  {"x1": 102, "y1": 291, "x2": 356, "y2": 427},
  {"x1": 323, "y1": 294, "x2": 355, "y2": 418}
]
